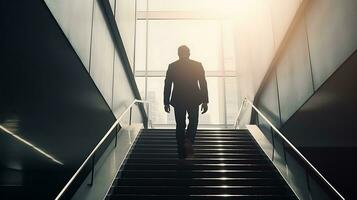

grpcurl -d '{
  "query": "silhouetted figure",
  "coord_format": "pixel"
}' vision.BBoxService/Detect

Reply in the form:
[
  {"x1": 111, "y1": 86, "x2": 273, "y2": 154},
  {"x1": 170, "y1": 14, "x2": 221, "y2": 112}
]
[{"x1": 164, "y1": 45, "x2": 209, "y2": 160}]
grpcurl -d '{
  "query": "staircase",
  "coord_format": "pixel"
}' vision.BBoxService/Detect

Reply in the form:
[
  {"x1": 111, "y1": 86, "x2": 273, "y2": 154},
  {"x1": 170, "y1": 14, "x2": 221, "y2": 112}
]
[{"x1": 106, "y1": 129, "x2": 297, "y2": 200}]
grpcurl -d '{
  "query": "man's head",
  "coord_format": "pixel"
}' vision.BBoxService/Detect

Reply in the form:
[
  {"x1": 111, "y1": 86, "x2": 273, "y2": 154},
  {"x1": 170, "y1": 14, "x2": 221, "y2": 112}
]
[{"x1": 178, "y1": 45, "x2": 190, "y2": 59}]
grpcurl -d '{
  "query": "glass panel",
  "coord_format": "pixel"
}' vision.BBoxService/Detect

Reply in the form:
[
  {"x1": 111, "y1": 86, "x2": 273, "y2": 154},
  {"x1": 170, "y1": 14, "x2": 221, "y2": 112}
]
[
  {"x1": 225, "y1": 77, "x2": 239, "y2": 124},
  {"x1": 199, "y1": 77, "x2": 223, "y2": 125},
  {"x1": 135, "y1": 6, "x2": 240, "y2": 127},
  {"x1": 148, "y1": 0, "x2": 212, "y2": 11},
  {"x1": 137, "y1": 0, "x2": 147, "y2": 11},
  {"x1": 135, "y1": 20, "x2": 147, "y2": 71},
  {"x1": 146, "y1": 77, "x2": 175, "y2": 125},
  {"x1": 141, "y1": 0, "x2": 247, "y2": 13},
  {"x1": 142, "y1": 77, "x2": 228, "y2": 125},
  {"x1": 224, "y1": 59, "x2": 235, "y2": 72},
  {"x1": 135, "y1": 77, "x2": 146, "y2": 98},
  {"x1": 147, "y1": 20, "x2": 221, "y2": 71},
  {"x1": 222, "y1": 21, "x2": 236, "y2": 71}
]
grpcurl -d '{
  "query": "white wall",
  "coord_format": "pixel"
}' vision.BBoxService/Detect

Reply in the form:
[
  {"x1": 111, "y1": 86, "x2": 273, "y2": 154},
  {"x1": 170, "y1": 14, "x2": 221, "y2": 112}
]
[
  {"x1": 250, "y1": 0, "x2": 357, "y2": 147},
  {"x1": 44, "y1": 0, "x2": 138, "y2": 118},
  {"x1": 44, "y1": 0, "x2": 94, "y2": 70},
  {"x1": 234, "y1": 0, "x2": 302, "y2": 125},
  {"x1": 115, "y1": 0, "x2": 137, "y2": 67}
]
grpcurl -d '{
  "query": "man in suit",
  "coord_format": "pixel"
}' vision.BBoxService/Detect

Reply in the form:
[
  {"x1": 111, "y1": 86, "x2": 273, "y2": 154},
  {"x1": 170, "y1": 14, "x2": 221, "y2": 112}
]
[{"x1": 164, "y1": 45, "x2": 209, "y2": 159}]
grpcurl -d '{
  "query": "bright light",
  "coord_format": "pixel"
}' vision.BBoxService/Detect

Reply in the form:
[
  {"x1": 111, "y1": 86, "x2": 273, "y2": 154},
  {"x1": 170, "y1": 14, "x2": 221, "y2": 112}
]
[
  {"x1": 0, "y1": 125, "x2": 63, "y2": 165},
  {"x1": 145, "y1": 0, "x2": 257, "y2": 19},
  {"x1": 198, "y1": 0, "x2": 258, "y2": 19},
  {"x1": 220, "y1": 194, "x2": 232, "y2": 197}
]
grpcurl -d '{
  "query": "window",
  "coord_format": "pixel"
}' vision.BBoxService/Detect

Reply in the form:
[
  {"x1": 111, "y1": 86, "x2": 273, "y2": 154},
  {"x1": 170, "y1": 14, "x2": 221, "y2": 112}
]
[{"x1": 134, "y1": 1, "x2": 239, "y2": 127}]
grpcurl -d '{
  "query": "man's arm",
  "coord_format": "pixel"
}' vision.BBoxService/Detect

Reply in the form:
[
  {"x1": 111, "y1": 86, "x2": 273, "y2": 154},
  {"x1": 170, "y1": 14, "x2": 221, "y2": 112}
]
[
  {"x1": 198, "y1": 63, "x2": 209, "y2": 104},
  {"x1": 198, "y1": 63, "x2": 209, "y2": 114},
  {"x1": 164, "y1": 65, "x2": 173, "y2": 112}
]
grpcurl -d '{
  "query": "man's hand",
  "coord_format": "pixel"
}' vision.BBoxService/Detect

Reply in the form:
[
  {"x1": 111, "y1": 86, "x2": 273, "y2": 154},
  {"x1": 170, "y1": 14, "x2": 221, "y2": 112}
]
[
  {"x1": 201, "y1": 103, "x2": 208, "y2": 114},
  {"x1": 164, "y1": 104, "x2": 170, "y2": 113}
]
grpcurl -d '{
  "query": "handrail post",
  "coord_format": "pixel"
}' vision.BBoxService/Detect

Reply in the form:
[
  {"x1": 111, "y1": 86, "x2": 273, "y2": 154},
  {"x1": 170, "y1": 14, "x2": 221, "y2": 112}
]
[
  {"x1": 306, "y1": 168, "x2": 313, "y2": 200},
  {"x1": 234, "y1": 98, "x2": 246, "y2": 129},
  {"x1": 115, "y1": 129, "x2": 118, "y2": 148},
  {"x1": 129, "y1": 107, "x2": 133, "y2": 125},
  {"x1": 114, "y1": 125, "x2": 118, "y2": 147},
  {"x1": 88, "y1": 154, "x2": 95, "y2": 186},
  {"x1": 283, "y1": 141, "x2": 289, "y2": 179},
  {"x1": 271, "y1": 127, "x2": 275, "y2": 161},
  {"x1": 146, "y1": 103, "x2": 150, "y2": 129}
]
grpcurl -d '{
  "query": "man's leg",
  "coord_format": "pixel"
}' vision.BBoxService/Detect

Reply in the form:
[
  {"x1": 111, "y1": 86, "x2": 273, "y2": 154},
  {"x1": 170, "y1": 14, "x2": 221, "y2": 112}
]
[
  {"x1": 186, "y1": 106, "x2": 199, "y2": 144},
  {"x1": 174, "y1": 106, "x2": 187, "y2": 159}
]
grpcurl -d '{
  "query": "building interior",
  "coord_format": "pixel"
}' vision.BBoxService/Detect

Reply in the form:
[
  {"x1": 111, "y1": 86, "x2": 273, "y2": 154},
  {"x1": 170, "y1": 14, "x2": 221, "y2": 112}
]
[{"x1": 0, "y1": 0, "x2": 356, "y2": 199}]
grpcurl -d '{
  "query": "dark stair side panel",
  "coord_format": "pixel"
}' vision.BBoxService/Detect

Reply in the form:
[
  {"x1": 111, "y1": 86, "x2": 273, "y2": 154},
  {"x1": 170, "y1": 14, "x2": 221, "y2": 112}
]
[
  {"x1": 106, "y1": 129, "x2": 297, "y2": 200},
  {"x1": 0, "y1": 0, "x2": 116, "y2": 199}
]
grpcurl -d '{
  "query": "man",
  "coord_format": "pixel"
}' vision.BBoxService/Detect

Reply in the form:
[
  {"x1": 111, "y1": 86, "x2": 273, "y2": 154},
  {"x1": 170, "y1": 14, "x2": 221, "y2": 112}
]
[{"x1": 164, "y1": 45, "x2": 209, "y2": 159}]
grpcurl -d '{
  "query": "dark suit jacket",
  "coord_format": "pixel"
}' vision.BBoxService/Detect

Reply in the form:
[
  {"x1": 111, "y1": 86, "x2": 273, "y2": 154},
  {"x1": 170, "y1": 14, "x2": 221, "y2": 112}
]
[{"x1": 164, "y1": 59, "x2": 209, "y2": 107}]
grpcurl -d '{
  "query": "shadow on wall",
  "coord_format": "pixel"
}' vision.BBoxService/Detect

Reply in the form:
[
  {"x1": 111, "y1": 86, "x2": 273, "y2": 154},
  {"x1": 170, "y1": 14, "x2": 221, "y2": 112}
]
[{"x1": 0, "y1": 0, "x2": 116, "y2": 198}]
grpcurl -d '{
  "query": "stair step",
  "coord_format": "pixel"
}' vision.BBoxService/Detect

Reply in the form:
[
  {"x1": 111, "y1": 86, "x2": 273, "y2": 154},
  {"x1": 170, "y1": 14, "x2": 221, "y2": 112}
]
[
  {"x1": 125, "y1": 158, "x2": 269, "y2": 164},
  {"x1": 132, "y1": 144, "x2": 259, "y2": 149},
  {"x1": 128, "y1": 153, "x2": 264, "y2": 159},
  {"x1": 119, "y1": 170, "x2": 279, "y2": 178},
  {"x1": 140, "y1": 133, "x2": 249, "y2": 137},
  {"x1": 107, "y1": 129, "x2": 296, "y2": 200},
  {"x1": 107, "y1": 194, "x2": 297, "y2": 200},
  {"x1": 123, "y1": 163, "x2": 274, "y2": 170},
  {"x1": 138, "y1": 136, "x2": 253, "y2": 141},
  {"x1": 112, "y1": 185, "x2": 292, "y2": 195},
  {"x1": 135, "y1": 141, "x2": 256, "y2": 145},
  {"x1": 141, "y1": 130, "x2": 248, "y2": 133},
  {"x1": 142, "y1": 129, "x2": 248, "y2": 132},
  {"x1": 131, "y1": 148, "x2": 261, "y2": 153},
  {"x1": 115, "y1": 177, "x2": 285, "y2": 186},
  {"x1": 141, "y1": 133, "x2": 250, "y2": 135},
  {"x1": 136, "y1": 140, "x2": 255, "y2": 143}
]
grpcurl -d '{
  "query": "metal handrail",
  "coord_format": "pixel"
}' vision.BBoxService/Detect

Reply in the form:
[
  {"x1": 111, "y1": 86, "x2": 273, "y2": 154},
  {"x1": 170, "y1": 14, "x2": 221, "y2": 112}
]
[
  {"x1": 235, "y1": 97, "x2": 345, "y2": 200},
  {"x1": 55, "y1": 99, "x2": 150, "y2": 200},
  {"x1": 233, "y1": 99, "x2": 246, "y2": 129}
]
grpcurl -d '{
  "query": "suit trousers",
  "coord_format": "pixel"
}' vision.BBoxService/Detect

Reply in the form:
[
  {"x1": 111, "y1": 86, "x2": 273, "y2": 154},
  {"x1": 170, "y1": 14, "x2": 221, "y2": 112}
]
[{"x1": 174, "y1": 105, "x2": 199, "y2": 159}]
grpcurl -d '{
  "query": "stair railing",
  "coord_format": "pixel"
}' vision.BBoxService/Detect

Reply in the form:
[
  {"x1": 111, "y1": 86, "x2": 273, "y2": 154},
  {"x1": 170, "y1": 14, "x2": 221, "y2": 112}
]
[
  {"x1": 234, "y1": 97, "x2": 345, "y2": 200},
  {"x1": 55, "y1": 99, "x2": 150, "y2": 200}
]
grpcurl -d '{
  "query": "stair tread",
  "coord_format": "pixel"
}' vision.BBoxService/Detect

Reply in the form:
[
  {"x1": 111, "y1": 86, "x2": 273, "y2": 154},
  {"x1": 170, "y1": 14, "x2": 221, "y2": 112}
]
[
  {"x1": 107, "y1": 194, "x2": 297, "y2": 200},
  {"x1": 133, "y1": 144, "x2": 258, "y2": 148},
  {"x1": 112, "y1": 186, "x2": 292, "y2": 195},
  {"x1": 107, "y1": 129, "x2": 296, "y2": 199},
  {"x1": 114, "y1": 177, "x2": 285, "y2": 186}
]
